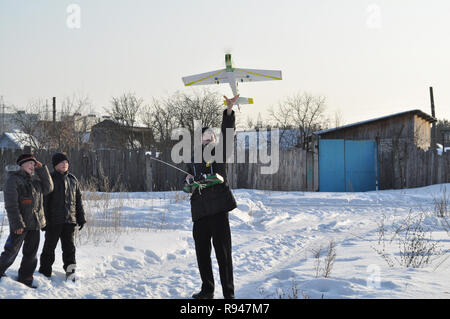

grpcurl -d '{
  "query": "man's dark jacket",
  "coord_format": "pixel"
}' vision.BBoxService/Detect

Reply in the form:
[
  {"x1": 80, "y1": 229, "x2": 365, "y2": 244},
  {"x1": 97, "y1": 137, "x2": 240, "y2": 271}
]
[
  {"x1": 186, "y1": 109, "x2": 237, "y2": 222},
  {"x1": 3, "y1": 165, "x2": 54, "y2": 232},
  {"x1": 43, "y1": 171, "x2": 86, "y2": 226}
]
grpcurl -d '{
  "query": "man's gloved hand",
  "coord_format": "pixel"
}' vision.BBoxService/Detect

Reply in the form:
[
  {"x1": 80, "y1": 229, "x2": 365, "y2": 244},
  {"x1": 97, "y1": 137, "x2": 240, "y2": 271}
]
[{"x1": 78, "y1": 222, "x2": 85, "y2": 231}]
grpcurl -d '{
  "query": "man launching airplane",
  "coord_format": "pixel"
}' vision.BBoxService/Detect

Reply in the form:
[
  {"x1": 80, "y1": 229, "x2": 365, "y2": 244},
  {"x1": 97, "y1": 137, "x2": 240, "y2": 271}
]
[
  {"x1": 184, "y1": 94, "x2": 239, "y2": 299},
  {"x1": 180, "y1": 55, "x2": 281, "y2": 298}
]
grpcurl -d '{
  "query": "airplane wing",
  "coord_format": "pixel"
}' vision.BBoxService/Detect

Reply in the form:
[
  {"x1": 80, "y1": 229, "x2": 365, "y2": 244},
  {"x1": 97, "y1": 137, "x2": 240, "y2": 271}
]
[
  {"x1": 182, "y1": 69, "x2": 228, "y2": 86},
  {"x1": 233, "y1": 68, "x2": 282, "y2": 83}
]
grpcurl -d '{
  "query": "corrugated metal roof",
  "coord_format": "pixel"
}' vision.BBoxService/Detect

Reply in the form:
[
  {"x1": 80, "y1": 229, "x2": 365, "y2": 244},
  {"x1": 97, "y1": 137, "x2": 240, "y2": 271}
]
[{"x1": 314, "y1": 109, "x2": 436, "y2": 136}]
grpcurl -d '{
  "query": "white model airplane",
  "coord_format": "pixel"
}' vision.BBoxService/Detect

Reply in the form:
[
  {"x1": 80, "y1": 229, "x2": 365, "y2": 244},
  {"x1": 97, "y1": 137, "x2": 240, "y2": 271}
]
[{"x1": 182, "y1": 54, "x2": 282, "y2": 107}]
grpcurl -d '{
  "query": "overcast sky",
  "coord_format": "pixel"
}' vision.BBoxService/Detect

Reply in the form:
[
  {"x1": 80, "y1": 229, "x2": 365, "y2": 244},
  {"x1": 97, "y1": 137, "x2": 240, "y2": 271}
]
[{"x1": 1, "y1": 0, "x2": 449, "y2": 126}]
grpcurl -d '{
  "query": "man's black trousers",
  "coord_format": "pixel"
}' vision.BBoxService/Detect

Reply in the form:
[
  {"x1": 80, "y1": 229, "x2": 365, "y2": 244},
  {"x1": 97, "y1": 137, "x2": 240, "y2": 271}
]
[
  {"x1": 39, "y1": 224, "x2": 76, "y2": 275},
  {"x1": 0, "y1": 230, "x2": 40, "y2": 282},
  {"x1": 193, "y1": 211, "x2": 234, "y2": 298}
]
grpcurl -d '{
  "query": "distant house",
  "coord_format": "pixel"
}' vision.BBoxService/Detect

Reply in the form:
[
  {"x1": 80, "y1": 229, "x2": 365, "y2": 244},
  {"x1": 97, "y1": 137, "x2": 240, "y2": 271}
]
[
  {"x1": 236, "y1": 128, "x2": 303, "y2": 151},
  {"x1": 62, "y1": 113, "x2": 99, "y2": 133},
  {"x1": 90, "y1": 119, "x2": 154, "y2": 150},
  {"x1": 0, "y1": 131, "x2": 39, "y2": 150}
]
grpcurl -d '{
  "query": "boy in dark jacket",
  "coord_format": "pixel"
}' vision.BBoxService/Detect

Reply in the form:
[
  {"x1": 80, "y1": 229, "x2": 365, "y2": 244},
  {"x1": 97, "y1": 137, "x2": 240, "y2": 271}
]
[
  {"x1": 38, "y1": 152, "x2": 86, "y2": 280},
  {"x1": 185, "y1": 95, "x2": 239, "y2": 299},
  {"x1": 0, "y1": 154, "x2": 53, "y2": 288}
]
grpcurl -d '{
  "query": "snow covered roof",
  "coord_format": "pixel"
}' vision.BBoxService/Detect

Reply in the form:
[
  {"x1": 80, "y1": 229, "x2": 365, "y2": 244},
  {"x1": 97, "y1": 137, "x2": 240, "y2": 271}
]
[
  {"x1": 314, "y1": 109, "x2": 436, "y2": 136},
  {"x1": 0, "y1": 130, "x2": 39, "y2": 149}
]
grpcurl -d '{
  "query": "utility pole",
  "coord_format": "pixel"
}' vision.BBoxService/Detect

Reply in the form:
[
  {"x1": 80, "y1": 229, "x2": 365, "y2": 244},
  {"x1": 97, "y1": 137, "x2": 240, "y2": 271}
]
[
  {"x1": 52, "y1": 96, "x2": 61, "y2": 149},
  {"x1": 45, "y1": 99, "x2": 49, "y2": 121},
  {"x1": 52, "y1": 97, "x2": 56, "y2": 125},
  {"x1": 430, "y1": 87, "x2": 436, "y2": 117},
  {"x1": 1, "y1": 95, "x2": 4, "y2": 134},
  {"x1": 428, "y1": 87, "x2": 437, "y2": 183},
  {"x1": 0, "y1": 95, "x2": 10, "y2": 135},
  {"x1": 429, "y1": 87, "x2": 437, "y2": 146}
]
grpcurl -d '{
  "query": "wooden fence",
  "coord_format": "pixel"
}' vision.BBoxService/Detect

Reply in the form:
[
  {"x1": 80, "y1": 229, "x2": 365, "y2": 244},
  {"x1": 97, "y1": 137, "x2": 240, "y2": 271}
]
[
  {"x1": 378, "y1": 142, "x2": 450, "y2": 189},
  {"x1": 0, "y1": 148, "x2": 149, "y2": 192},
  {"x1": 0, "y1": 147, "x2": 318, "y2": 192},
  {"x1": 227, "y1": 148, "x2": 318, "y2": 191},
  {"x1": 1, "y1": 145, "x2": 448, "y2": 192}
]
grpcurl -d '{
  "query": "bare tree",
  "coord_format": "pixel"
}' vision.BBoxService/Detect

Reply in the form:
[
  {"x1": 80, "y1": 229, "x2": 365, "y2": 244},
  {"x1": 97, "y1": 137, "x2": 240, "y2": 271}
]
[
  {"x1": 171, "y1": 89, "x2": 223, "y2": 133},
  {"x1": 108, "y1": 92, "x2": 143, "y2": 128},
  {"x1": 57, "y1": 93, "x2": 93, "y2": 150},
  {"x1": 141, "y1": 89, "x2": 224, "y2": 148},
  {"x1": 141, "y1": 98, "x2": 179, "y2": 148},
  {"x1": 13, "y1": 94, "x2": 93, "y2": 151},
  {"x1": 332, "y1": 108, "x2": 345, "y2": 128},
  {"x1": 12, "y1": 98, "x2": 46, "y2": 150},
  {"x1": 269, "y1": 92, "x2": 328, "y2": 149},
  {"x1": 107, "y1": 93, "x2": 145, "y2": 149},
  {"x1": 60, "y1": 93, "x2": 91, "y2": 119}
]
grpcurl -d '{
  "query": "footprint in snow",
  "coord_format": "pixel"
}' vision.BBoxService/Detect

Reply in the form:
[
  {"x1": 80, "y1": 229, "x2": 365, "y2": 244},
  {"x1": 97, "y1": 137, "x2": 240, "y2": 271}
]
[
  {"x1": 144, "y1": 250, "x2": 162, "y2": 264},
  {"x1": 167, "y1": 253, "x2": 176, "y2": 260},
  {"x1": 110, "y1": 256, "x2": 144, "y2": 270}
]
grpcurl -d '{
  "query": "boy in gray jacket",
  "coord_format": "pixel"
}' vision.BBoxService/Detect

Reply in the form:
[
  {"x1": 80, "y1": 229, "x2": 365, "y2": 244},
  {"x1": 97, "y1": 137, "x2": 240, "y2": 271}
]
[{"x1": 0, "y1": 154, "x2": 53, "y2": 288}]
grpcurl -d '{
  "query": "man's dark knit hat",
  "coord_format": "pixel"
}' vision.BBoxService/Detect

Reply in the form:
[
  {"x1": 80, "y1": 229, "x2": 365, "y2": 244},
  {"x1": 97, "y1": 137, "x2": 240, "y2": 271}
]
[
  {"x1": 16, "y1": 154, "x2": 37, "y2": 166},
  {"x1": 52, "y1": 152, "x2": 69, "y2": 167}
]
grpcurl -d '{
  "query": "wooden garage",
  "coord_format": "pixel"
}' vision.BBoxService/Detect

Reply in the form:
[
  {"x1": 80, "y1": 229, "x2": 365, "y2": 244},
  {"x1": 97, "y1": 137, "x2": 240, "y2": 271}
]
[{"x1": 314, "y1": 109, "x2": 448, "y2": 190}]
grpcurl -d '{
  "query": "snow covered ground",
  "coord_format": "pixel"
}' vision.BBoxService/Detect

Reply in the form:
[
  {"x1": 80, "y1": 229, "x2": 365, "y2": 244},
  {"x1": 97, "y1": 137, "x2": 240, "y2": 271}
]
[{"x1": 0, "y1": 184, "x2": 449, "y2": 299}]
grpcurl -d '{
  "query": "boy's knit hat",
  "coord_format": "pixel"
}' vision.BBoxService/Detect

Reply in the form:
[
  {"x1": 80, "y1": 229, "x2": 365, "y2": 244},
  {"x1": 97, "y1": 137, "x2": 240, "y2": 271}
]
[{"x1": 52, "y1": 152, "x2": 69, "y2": 167}]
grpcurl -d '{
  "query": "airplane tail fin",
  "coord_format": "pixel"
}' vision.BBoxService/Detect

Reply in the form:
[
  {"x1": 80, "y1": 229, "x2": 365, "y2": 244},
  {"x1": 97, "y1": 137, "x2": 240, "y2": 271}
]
[{"x1": 224, "y1": 97, "x2": 254, "y2": 106}]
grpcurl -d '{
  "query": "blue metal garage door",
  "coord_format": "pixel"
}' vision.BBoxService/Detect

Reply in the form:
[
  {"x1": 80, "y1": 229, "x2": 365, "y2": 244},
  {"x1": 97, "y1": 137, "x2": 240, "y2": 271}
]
[{"x1": 319, "y1": 139, "x2": 378, "y2": 192}]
